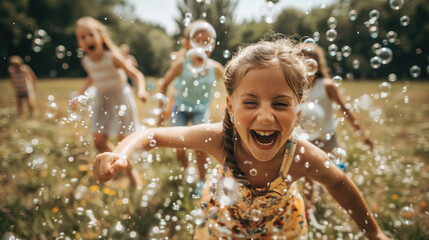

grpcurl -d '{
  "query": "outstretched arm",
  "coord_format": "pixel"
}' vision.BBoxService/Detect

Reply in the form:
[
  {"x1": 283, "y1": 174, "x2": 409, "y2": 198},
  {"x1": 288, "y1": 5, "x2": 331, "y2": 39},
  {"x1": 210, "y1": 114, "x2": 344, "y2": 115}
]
[
  {"x1": 325, "y1": 79, "x2": 374, "y2": 150},
  {"x1": 113, "y1": 52, "x2": 148, "y2": 102},
  {"x1": 295, "y1": 140, "x2": 389, "y2": 240},
  {"x1": 93, "y1": 122, "x2": 224, "y2": 183}
]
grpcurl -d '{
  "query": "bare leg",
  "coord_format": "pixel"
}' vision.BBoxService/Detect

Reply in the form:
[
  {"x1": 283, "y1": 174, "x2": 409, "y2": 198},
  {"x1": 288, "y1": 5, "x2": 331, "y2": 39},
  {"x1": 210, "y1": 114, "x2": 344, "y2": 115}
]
[
  {"x1": 195, "y1": 150, "x2": 208, "y2": 180},
  {"x1": 118, "y1": 135, "x2": 142, "y2": 189},
  {"x1": 16, "y1": 98, "x2": 24, "y2": 119},
  {"x1": 27, "y1": 93, "x2": 35, "y2": 118}
]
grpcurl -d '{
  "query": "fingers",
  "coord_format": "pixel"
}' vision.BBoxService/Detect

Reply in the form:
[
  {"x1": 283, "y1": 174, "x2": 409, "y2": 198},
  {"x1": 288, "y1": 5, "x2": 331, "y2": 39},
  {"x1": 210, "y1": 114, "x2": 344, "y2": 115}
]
[{"x1": 93, "y1": 153, "x2": 127, "y2": 184}]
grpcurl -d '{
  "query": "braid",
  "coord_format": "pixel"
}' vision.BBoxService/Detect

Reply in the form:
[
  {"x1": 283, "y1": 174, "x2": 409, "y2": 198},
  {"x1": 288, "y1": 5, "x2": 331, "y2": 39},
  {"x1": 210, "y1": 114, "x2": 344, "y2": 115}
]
[
  {"x1": 223, "y1": 108, "x2": 246, "y2": 180},
  {"x1": 222, "y1": 108, "x2": 271, "y2": 198}
]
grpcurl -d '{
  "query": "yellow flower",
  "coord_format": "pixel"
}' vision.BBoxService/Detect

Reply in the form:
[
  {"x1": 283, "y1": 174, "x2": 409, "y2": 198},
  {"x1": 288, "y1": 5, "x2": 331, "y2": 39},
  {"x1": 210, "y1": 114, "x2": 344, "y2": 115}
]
[
  {"x1": 52, "y1": 207, "x2": 59, "y2": 213},
  {"x1": 421, "y1": 201, "x2": 427, "y2": 208},
  {"x1": 90, "y1": 185, "x2": 99, "y2": 192},
  {"x1": 392, "y1": 194, "x2": 399, "y2": 200},
  {"x1": 78, "y1": 164, "x2": 89, "y2": 172}
]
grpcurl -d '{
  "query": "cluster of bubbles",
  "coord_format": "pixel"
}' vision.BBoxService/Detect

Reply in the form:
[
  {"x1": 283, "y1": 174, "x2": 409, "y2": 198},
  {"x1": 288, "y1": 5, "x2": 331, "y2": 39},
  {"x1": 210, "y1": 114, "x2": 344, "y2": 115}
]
[
  {"x1": 298, "y1": 101, "x2": 326, "y2": 140},
  {"x1": 185, "y1": 21, "x2": 217, "y2": 77}
]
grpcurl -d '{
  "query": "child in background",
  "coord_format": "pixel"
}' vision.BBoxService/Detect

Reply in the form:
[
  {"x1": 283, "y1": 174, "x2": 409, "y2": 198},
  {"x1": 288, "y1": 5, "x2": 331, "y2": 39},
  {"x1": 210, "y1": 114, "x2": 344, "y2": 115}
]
[
  {"x1": 93, "y1": 38, "x2": 389, "y2": 240},
  {"x1": 73, "y1": 16, "x2": 148, "y2": 188},
  {"x1": 157, "y1": 20, "x2": 224, "y2": 194},
  {"x1": 8, "y1": 55, "x2": 38, "y2": 119},
  {"x1": 119, "y1": 43, "x2": 138, "y2": 87},
  {"x1": 298, "y1": 44, "x2": 374, "y2": 209}
]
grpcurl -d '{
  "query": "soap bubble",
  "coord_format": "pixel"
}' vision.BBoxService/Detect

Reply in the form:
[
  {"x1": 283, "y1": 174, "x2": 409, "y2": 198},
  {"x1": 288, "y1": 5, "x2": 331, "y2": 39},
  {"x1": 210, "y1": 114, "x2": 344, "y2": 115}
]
[
  {"x1": 389, "y1": 0, "x2": 404, "y2": 10},
  {"x1": 328, "y1": 44, "x2": 338, "y2": 56},
  {"x1": 55, "y1": 45, "x2": 66, "y2": 59},
  {"x1": 185, "y1": 48, "x2": 208, "y2": 76},
  {"x1": 375, "y1": 47, "x2": 393, "y2": 64},
  {"x1": 189, "y1": 21, "x2": 216, "y2": 52},
  {"x1": 299, "y1": 102, "x2": 326, "y2": 140},
  {"x1": 68, "y1": 94, "x2": 90, "y2": 121},
  {"x1": 409, "y1": 65, "x2": 421, "y2": 78},
  {"x1": 352, "y1": 59, "x2": 360, "y2": 69},
  {"x1": 312, "y1": 32, "x2": 320, "y2": 42},
  {"x1": 332, "y1": 75, "x2": 343, "y2": 87},
  {"x1": 303, "y1": 38, "x2": 316, "y2": 51},
  {"x1": 388, "y1": 73, "x2": 397, "y2": 82},
  {"x1": 45, "y1": 95, "x2": 59, "y2": 119},
  {"x1": 327, "y1": 17, "x2": 337, "y2": 29},
  {"x1": 326, "y1": 29, "x2": 337, "y2": 42},
  {"x1": 219, "y1": 15, "x2": 226, "y2": 24},
  {"x1": 32, "y1": 29, "x2": 49, "y2": 52},
  {"x1": 386, "y1": 31, "x2": 397, "y2": 44},
  {"x1": 341, "y1": 46, "x2": 352, "y2": 58},
  {"x1": 349, "y1": 10, "x2": 357, "y2": 21},
  {"x1": 400, "y1": 15, "x2": 410, "y2": 26},
  {"x1": 369, "y1": 9, "x2": 380, "y2": 20},
  {"x1": 304, "y1": 58, "x2": 318, "y2": 76},
  {"x1": 399, "y1": 206, "x2": 416, "y2": 225},
  {"x1": 370, "y1": 56, "x2": 382, "y2": 69},
  {"x1": 222, "y1": 50, "x2": 231, "y2": 59},
  {"x1": 379, "y1": 82, "x2": 392, "y2": 98}
]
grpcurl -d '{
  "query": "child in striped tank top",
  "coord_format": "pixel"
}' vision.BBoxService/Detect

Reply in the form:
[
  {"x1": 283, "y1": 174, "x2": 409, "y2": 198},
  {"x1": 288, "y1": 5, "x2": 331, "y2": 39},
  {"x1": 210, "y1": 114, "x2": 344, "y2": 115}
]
[
  {"x1": 73, "y1": 16, "x2": 149, "y2": 188},
  {"x1": 8, "y1": 55, "x2": 38, "y2": 119}
]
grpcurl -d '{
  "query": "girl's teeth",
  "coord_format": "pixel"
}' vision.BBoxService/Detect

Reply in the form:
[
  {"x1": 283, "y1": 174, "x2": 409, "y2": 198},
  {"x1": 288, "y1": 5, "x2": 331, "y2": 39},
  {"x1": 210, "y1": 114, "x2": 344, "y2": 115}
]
[
  {"x1": 255, "y1": 139, "x2": 274, "y2": 146},
  {"x1": 255, "y1": 131, "x2": 275, "y2": 136}
]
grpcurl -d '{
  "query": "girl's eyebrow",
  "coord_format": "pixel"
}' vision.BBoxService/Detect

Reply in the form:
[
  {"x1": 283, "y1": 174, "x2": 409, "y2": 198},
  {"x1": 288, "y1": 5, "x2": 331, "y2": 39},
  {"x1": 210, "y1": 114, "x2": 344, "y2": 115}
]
[{"x1": 240, "y1": 93, "x2": 294, "y2": 100}]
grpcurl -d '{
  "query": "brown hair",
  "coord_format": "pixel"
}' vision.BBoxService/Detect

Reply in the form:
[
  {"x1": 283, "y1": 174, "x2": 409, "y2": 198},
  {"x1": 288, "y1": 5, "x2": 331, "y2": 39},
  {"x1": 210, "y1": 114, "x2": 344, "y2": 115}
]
[
  {"x1": 9, "y1": 55, "x2": 23, "y2": 66},
  {"x1": 76, "y1": 16, "x2": 123, "y2": 60},
  {"x1": 222, "y1": 37, "x2": 309, "y2": 197}
]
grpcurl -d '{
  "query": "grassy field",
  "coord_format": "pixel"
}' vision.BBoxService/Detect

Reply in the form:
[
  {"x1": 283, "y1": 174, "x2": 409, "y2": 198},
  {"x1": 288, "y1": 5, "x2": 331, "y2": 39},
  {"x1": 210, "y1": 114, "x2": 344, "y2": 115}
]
[{"x1": 0, "y1": 78, "x2": 428, "y2": 239}]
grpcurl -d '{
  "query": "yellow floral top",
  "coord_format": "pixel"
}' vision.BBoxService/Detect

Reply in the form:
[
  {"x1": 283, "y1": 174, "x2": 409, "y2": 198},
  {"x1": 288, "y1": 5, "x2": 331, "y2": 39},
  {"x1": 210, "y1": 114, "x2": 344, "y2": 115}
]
[{"x1": 194, "y1": 136, "x2": 308, "y2": 239}]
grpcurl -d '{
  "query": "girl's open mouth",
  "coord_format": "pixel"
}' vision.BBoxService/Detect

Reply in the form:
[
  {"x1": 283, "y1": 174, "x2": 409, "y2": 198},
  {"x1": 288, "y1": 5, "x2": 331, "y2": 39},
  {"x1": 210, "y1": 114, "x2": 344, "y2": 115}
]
[
  {"x1": 250, "y1": 130, "x2": 279, "y2": 148},
  {"x1": 88, "y1": 45, "x2": 95, "y2": 51}
]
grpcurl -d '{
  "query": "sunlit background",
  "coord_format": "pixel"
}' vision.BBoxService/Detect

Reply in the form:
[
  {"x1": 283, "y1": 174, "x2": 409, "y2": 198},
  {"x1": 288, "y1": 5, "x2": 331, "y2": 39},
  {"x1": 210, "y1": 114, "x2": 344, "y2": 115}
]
[{"x1": 0, "y1": 0, "x2": 428, "y2": 239}]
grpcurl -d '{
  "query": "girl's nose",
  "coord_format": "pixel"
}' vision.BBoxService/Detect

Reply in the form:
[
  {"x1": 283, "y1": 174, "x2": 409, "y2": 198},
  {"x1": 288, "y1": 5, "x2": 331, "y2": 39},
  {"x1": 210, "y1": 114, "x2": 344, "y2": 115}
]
[{"x1": 257, "y1": 106, "x2": 275, "y2": 123}]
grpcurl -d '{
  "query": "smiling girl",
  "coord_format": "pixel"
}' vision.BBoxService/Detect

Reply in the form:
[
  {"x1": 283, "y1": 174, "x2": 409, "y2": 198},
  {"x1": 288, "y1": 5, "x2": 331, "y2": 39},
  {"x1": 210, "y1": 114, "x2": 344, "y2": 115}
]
[
  {"x1": 73, "y1": 16, "x2": 148, "y2": 188},
  {"x1": 92, "y1": 38, "x2": 389, "y2": 239}
]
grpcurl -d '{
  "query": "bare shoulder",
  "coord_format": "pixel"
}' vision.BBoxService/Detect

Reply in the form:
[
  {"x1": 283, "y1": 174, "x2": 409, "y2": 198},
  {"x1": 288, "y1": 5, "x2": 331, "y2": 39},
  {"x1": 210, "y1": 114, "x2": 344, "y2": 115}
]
[{"x1": 289, "y1": 138, "x2": 328, "y2": 181}]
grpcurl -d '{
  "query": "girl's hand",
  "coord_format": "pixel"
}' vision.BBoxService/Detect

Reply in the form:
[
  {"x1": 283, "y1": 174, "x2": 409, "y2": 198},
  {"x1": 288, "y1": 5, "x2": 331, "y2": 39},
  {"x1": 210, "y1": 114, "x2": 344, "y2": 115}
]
[
  {"x1": 138, "y1": 89, "x2": 149, "y2": 102},
  {"x1": 93, "y1": 152, "x2": 128, "y2": 184}
]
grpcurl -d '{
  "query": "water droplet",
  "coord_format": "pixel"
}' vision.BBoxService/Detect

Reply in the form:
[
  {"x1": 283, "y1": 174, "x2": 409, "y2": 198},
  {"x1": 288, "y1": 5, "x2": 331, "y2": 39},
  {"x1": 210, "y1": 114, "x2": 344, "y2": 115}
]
[{"x1": 249, "y1": 168, "x2": 257, "y2": 176}]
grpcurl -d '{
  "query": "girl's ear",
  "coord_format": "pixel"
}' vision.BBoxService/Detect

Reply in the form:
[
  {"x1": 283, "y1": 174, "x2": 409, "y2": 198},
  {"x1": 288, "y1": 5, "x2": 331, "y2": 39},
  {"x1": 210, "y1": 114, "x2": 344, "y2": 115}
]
[{"x1": 226, "y1": 96, "x2": 233, "y2": 114}]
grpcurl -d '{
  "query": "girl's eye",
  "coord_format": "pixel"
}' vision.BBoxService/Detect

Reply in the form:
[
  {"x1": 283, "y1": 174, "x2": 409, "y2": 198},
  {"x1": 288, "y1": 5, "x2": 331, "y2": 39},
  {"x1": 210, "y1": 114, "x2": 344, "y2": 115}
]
[
  {"x1": 274, "y1": 102, "x2": 289, "y2": 107},
  {"x1": 243, "y1": 101, "x2": 257, "y2": 106}
]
